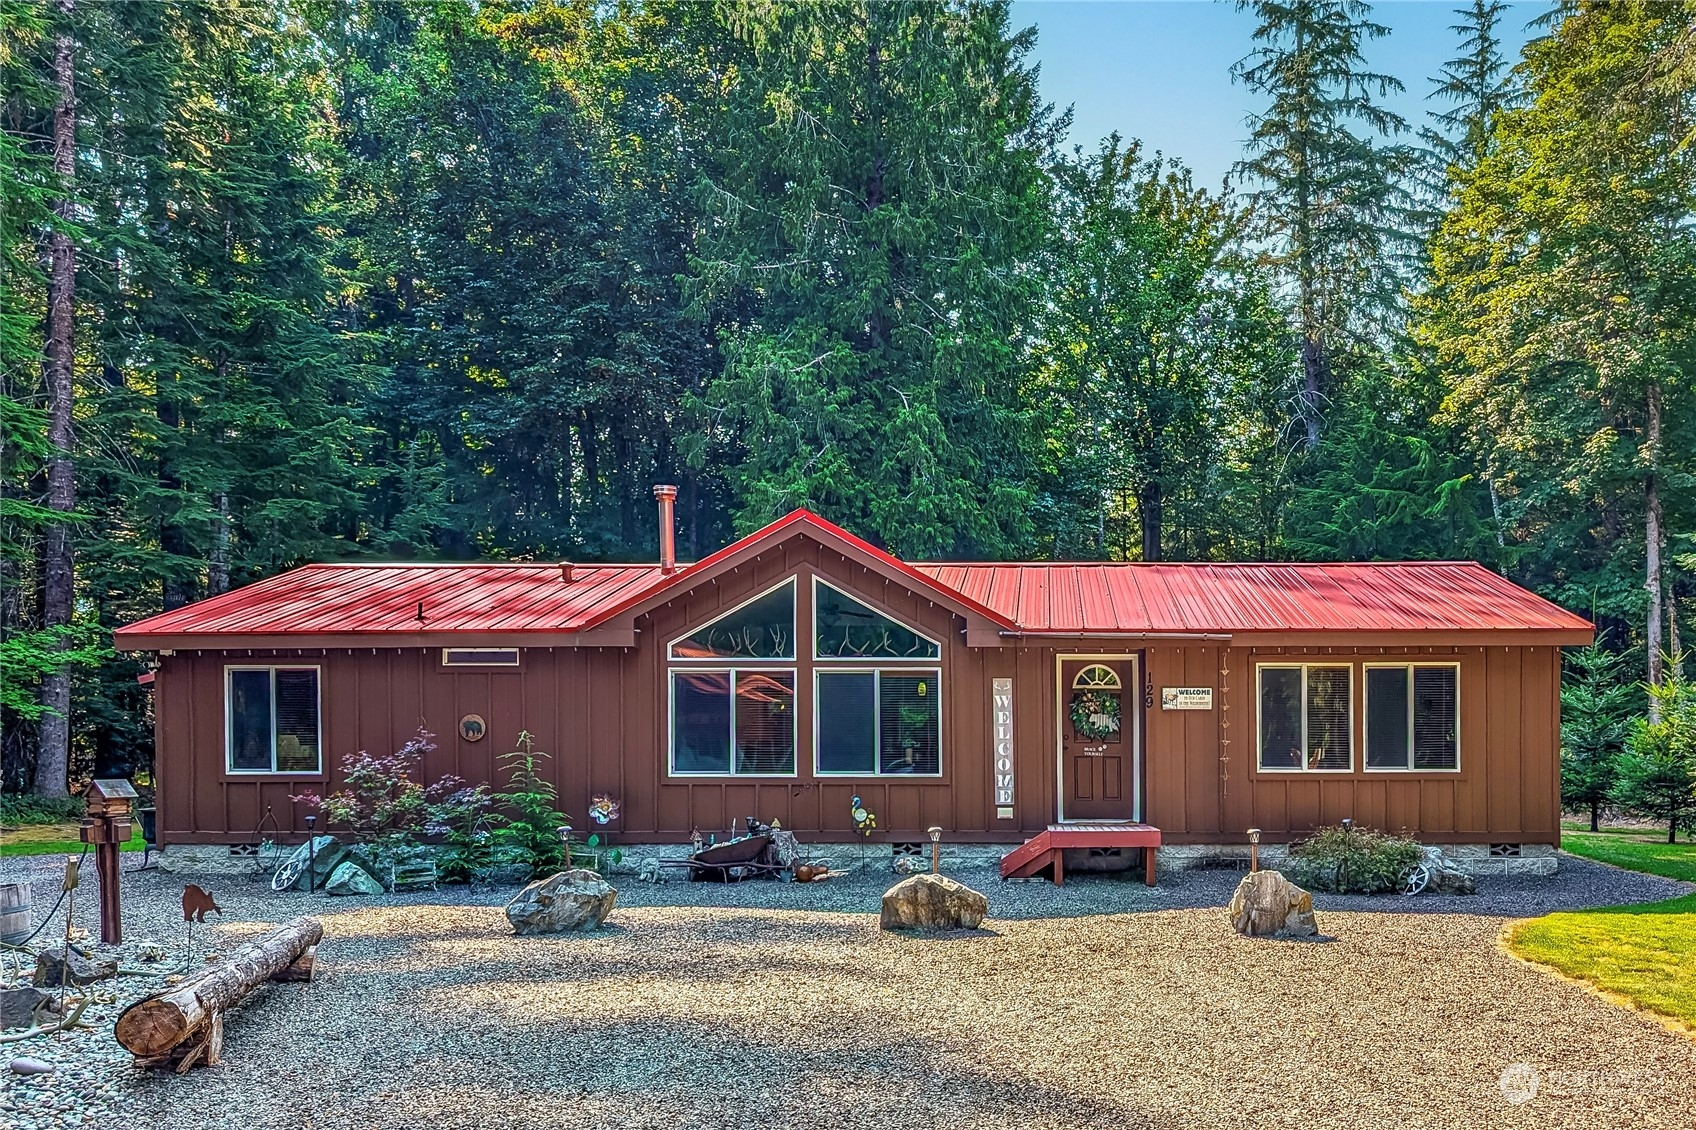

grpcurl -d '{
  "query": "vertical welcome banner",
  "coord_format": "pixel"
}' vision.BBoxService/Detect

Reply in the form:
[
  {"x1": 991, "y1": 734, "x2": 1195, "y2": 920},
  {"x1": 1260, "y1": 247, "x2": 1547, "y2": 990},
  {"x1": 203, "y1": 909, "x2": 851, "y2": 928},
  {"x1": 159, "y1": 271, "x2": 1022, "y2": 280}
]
[{"x1": 992, "y1": 677, "x2": 1014, "y2": 818}]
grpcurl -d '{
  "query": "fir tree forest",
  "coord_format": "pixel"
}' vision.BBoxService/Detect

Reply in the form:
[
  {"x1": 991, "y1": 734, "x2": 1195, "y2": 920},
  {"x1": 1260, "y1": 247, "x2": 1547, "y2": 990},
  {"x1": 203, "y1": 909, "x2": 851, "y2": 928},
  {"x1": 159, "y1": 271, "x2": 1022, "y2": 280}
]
[{"x1": 2, "y1": 0, "x2": 1693, "y2": 800}]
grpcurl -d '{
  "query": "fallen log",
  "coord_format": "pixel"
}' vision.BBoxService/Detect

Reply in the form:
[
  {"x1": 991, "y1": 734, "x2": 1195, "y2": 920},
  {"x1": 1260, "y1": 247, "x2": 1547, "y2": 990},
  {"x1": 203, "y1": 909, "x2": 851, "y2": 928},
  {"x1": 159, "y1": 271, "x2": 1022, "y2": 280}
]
[{"x1": 114, "y1": 916, "x2": 322, "y2": 1066}]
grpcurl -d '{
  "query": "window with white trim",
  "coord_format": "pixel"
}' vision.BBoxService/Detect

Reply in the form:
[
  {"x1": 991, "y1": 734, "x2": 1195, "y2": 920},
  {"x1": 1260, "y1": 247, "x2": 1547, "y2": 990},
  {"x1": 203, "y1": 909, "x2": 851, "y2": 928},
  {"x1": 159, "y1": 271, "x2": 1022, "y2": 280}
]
[
  {"x1": 811, "y1": 578, "x2": 942, "y2": 777},
  {"x1": 442, "y1": 647, "x2": 520, "y2": 667},
  {"x1": 816, "y1": 669, "x2": 941, "y2": 775},
  {"x1": 670, "y1": 669, "x2": 796, "y2": 775},
  {"x1": 668, "y1": 578, "x2": 798, "y2": 776},
  {"x1": 1365, "y1": 664, "x2": 1459, "y2": 771},
  {"x1": 1257, "y1": 664, "x2": 1351, "y2": 771},
  {"x1": 226, "y1": 667, "x2": 321, "y2": 773}
]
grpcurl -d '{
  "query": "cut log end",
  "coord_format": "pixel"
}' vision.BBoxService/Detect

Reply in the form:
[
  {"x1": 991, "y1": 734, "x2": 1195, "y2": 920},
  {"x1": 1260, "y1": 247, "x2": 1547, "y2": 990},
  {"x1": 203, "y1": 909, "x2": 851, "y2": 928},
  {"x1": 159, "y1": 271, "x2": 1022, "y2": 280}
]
[{"x1": 114, "y1": 999, "x2": 194, "y2": 1059}]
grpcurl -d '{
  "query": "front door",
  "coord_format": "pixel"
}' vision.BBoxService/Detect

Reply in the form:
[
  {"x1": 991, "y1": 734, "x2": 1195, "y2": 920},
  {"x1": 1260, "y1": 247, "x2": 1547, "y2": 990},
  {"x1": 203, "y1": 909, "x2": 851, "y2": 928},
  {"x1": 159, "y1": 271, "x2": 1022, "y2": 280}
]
[{"x1": 1060, "y1": 658, "x2": 1135, "y2": 821}]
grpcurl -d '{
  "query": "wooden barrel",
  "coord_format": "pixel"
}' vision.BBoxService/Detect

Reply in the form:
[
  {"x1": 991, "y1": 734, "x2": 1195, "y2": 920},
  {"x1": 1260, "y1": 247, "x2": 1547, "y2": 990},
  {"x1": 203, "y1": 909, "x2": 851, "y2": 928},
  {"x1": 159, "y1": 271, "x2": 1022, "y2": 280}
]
[{"x1": 0, "y1": 882, "x2": 30, "y2": 945}]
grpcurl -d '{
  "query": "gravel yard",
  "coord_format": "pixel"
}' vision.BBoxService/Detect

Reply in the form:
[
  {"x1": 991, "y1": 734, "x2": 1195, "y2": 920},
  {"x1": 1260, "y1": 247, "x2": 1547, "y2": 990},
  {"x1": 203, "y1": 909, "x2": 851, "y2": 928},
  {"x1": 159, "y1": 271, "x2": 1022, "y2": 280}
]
[{"x1": 4, "y1": 853, "x2": 1693, "y2": 1130}]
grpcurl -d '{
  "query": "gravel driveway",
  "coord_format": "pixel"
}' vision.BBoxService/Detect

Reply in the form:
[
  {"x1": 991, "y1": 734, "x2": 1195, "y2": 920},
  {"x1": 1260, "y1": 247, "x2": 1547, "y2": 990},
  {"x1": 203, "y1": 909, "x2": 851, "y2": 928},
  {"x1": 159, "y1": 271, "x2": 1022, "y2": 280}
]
[{"x1": 5, "y1": 854, "x2": 1692, "y2": 1130}]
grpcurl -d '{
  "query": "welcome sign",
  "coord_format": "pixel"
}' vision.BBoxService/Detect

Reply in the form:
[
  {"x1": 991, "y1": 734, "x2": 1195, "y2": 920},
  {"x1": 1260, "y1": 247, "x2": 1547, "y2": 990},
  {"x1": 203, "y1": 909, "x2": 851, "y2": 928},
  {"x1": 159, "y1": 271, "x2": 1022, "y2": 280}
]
[{"x1": 992, "y1": 677, "x2": 1015, "y2": 816}]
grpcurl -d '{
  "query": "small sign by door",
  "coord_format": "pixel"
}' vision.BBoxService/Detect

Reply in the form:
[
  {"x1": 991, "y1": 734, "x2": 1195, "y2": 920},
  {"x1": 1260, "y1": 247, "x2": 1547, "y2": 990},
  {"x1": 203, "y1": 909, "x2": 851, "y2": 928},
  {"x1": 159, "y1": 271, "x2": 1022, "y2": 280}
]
[
  {"x1": 1161, "y1": 687, "x2": 1214, "y2": 711},
  {"x1": 992, "y1": 677, "x2": 1015, "y2": 813}
]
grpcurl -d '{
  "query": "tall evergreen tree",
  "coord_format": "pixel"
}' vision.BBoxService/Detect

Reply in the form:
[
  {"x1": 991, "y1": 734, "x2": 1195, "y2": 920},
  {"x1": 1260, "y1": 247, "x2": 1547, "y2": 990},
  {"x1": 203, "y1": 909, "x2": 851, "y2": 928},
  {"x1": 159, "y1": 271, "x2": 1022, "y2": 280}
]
[
  {"x1": 692, "y1": 0, "x2": 1059, "y2": 557},
  {"x1": 1423, "y1": 0, "x2": 1519, "y2": 170},
  {"x1": 1421, "y1": 1, "x2": 1696, "y2": 706},
  {"x1": 1231, "y1": 0, "x2": 1417, "y2": 448}
]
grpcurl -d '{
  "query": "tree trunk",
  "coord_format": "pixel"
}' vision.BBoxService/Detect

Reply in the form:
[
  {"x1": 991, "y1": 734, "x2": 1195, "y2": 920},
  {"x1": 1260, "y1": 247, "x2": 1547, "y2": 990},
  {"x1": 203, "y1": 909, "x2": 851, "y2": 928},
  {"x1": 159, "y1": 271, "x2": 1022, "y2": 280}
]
[
  {"x1": 1299, "y1": 333, "x2": 1323, "y2": 449},
  {"x1": 209, "y1": 490, "x2": 230, "y2": 595},
  {"x1": 114, "y1": 916, "x2": 323, "y2": 1063},
  {"x1": 1590, "y1": 798, "x2": 1600, "y2": 834},
  {"x1": 35, "y1": 0, "x2": 78, "y2": 799},
  {"x1": 1138, "y1": 479, "x2": 1163, "y2": 562},
  {"x1": 1646, "y1": 379, "x2": 1664, "y2": 719}
]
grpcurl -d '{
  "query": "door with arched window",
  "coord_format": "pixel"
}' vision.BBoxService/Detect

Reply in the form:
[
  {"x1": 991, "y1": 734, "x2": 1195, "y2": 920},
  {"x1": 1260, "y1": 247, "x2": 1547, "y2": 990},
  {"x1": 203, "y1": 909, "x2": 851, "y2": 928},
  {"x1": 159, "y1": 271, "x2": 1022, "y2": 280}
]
[{"x1": 1059, "y1": 659, "x2": 1136, "y2": 821}]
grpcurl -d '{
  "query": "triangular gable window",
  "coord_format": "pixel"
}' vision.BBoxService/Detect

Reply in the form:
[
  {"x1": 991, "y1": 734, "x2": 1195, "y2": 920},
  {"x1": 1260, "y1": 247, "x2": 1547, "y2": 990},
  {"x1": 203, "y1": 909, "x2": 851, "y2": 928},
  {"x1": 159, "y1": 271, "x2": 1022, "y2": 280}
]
[
  {"x1": 669, "y1": 579, "x2": 795, "y2": 660},
  {"x1": 813, "y1": 579, "x2": 940, "y2": 660}
]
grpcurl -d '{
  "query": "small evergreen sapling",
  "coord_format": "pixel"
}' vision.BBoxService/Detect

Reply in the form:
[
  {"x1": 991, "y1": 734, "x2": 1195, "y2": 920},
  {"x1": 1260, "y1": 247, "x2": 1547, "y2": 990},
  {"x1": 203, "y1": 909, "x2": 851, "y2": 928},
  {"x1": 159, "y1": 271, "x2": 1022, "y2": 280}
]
[
  {"x1": 1612, "y1": 668, "x2": 1696, "y2": 843},
  {"x1": 1560, "y1": 644, "x2": 1636, "y2": 831},
  {"x1": 491, "y1": 732, "x2": 571, "y2": 879}
]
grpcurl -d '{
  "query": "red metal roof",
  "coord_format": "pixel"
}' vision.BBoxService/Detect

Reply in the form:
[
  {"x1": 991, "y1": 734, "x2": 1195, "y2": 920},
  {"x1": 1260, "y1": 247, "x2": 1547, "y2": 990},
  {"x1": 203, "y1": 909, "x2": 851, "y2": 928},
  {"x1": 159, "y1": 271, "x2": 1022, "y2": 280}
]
[
  {"x1": 114, "y1": 510, "x2": 1591, "y2": 646},
  {"x1": 911, "y1": 561, "x2": 1592, "y2": 636},
  {"x1": 115, "y1": 562, "x2": 670, "y2": 642}
]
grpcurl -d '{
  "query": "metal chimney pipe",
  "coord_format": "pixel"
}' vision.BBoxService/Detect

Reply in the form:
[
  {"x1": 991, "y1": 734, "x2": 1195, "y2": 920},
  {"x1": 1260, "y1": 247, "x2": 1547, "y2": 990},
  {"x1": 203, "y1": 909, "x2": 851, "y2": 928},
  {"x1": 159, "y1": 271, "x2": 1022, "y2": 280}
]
[{"x1": 653, "y1": 485, "x2": 678, "y2": 573}]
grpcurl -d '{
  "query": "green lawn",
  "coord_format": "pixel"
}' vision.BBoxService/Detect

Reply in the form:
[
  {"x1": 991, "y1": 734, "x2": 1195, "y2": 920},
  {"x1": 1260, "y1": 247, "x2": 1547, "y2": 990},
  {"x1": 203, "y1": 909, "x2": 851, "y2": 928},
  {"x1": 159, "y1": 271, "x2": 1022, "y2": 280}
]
[
  {"x1": 1509, "y1": 894, "x2": 1696, "y2": 1032},
  {"x1": 1559, "y1": 823, "x2": 1696, "y2": 882},
  {"x1": 0, "y1": 821, "x2": 145, "y2": 857},
  {"x1": 1502, "y1": 824, "x2": 1696, "y2": 1032}
]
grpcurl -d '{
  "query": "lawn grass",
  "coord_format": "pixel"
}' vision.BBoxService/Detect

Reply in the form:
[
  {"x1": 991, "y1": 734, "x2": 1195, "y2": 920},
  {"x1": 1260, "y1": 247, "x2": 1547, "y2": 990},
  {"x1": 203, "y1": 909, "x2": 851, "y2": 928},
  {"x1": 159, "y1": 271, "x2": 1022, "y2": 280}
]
[
  {"x1": 1508, "y1": 894, "x2": 1696, "y2": 1032},
  {"x1": 0, "y1": 820, "x2": 144, "y2": 857},
  {"x1": 1559, "y1": 823, "x2": 1696, "y2": 883}
]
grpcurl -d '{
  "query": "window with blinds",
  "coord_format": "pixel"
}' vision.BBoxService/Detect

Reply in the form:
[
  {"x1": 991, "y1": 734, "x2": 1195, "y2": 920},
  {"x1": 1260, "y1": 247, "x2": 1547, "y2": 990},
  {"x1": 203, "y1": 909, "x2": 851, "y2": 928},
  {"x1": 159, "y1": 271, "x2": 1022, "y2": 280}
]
[
  {"x1": 669, "y1": 669, "x2": 797, "y2": 775},
  {"x1": 226, "y1": 667, "x2": 320, "y2": 773},
  {"x1": 1257, "y1": 664, "x2": 1352, "y2": 771},
  {"x1": 815, "y1": 669, "x2": 941, "y2": 776},
  {"x1": 1365, "y1": 664, "x2": 1459, "y2": 771}
]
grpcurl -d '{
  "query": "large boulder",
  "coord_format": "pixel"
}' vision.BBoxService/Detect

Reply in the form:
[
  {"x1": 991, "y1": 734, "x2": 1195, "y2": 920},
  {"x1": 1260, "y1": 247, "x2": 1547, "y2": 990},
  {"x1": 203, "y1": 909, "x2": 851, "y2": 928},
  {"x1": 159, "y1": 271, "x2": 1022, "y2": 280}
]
[
  {"x1": 1228, "y1": 870, "x2": 1319, "y2": 938},
  {"x1": 1422, "y1": 847, "x2": 1477, "y2": 895},
  {"x1": 32, "y1": 946, "x2": 117, "y2": 988},
  {"x1": 880, "y1": 873, "x2": 989, "y2": 932},
  {"x1": 279, "y1": 836, "x2": 384, "y2": 892},
  {"x1": 324, "y1": 860, "x2": 386, "y2": 896},
  {"x1": 506, "y1": 869, "x2": 617, "y2": 934}
]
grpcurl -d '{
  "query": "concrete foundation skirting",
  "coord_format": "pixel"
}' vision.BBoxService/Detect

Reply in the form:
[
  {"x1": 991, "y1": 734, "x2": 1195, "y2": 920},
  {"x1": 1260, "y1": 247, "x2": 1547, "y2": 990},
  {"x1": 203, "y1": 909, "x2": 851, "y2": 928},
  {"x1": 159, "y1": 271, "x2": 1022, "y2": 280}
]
[
  {"x1": 1153, "y1": 841, "x2": 1558, "y2": 877},
  {"x1": 159, "y1": 838, "x2": 1560, "y2": 877}
]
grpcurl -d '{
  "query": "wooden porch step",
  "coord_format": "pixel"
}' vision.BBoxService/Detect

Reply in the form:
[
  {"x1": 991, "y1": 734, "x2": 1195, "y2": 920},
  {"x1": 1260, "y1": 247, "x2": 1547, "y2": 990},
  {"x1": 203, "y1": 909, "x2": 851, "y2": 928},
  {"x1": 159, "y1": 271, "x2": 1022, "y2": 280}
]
[{"x1": 999, "y1": 823, "x2": 1162, "y2": 886}]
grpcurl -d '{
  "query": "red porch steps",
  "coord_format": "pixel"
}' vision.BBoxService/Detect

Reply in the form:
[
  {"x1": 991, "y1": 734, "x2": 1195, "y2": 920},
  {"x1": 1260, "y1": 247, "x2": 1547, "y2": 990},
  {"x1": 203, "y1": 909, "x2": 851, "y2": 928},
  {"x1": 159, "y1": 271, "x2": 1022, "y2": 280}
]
[{"x1": 999, "y1": 823, "x2": 1163, "y2": 886}]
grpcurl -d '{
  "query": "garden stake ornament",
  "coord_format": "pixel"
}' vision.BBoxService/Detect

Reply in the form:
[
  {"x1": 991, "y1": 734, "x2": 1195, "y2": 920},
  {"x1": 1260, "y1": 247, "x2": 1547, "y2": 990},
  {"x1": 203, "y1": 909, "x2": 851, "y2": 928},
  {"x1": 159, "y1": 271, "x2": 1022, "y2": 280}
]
[{"x1": 59, "y1": 854, "x2": 79, "y2": 1029}]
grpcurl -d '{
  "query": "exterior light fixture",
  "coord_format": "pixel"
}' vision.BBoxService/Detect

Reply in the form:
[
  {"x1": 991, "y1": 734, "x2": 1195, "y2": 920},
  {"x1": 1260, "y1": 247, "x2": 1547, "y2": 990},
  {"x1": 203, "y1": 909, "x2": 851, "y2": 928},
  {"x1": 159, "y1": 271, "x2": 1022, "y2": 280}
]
[
  {"x1": 304, "y1": 814, "x2": 318, "y2": 893},
  {"x1": 1247, "y1": 827, "x2": 1261, "y2": 873},
  {"x1": 1341, "y1": 817, "x2": 1354, "y2": 834},
  {"x1": 559, "y1": 824, "x2": 574, "y2": 868},
  {"x1": 927, "y1": 826, "x2": 943, "y2": 874}
]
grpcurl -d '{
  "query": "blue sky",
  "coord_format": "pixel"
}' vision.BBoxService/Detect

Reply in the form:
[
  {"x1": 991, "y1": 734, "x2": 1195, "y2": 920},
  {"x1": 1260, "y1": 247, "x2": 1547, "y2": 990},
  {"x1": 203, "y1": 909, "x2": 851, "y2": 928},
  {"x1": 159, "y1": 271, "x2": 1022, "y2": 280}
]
[{"x1": 1012, "y1": 0, "x2": 1541, "y2": 189}]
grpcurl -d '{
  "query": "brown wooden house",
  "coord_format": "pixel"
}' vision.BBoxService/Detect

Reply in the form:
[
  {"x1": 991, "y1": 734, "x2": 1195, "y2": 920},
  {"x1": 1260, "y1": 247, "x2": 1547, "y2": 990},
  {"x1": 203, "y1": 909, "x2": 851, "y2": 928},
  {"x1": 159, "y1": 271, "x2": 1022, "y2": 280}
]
[{"x1": 115, "y1": 491, "x2": 1592, "y2": 877}]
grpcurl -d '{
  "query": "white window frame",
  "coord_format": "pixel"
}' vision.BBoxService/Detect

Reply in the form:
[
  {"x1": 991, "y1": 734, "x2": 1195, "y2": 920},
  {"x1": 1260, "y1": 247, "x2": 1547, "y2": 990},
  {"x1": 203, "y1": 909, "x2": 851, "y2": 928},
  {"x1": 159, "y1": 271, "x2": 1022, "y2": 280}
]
[
  {"x1": 1255, "y1": 662, "x2": 1354, "y2": 773},
  {"x1": 224, "y1": 665, "x2": 323, "y2": 775},
  {"x1": 441, "y1": 647, "x2": 521, "y2": 668},
  {"x1": 811, "y1": 576, "x2": 942, "y2": 662},
  {"x1": 667, "y1": 577, "x2": 797, "y2": 661},
  {"x1": 667, "y1": 667, "x2": 799, "y2": 778},
  {"x1": 812, "y1": 667, "x2": 944, "y2": 778},
  {"x1": 1363, "y1": 662, "x2": 1462, "y2": 773}
]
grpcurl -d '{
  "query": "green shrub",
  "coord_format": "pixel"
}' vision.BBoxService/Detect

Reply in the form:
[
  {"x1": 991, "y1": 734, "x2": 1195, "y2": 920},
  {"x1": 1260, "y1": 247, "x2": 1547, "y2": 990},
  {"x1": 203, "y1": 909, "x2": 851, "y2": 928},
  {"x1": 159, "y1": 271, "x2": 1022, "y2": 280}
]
[
  {"x1": 0, "y1": 794, "x2": 84, "y2": 826},
  {"x1": 1288, "y1": 824, "x2": 1425, "y2": 894}
]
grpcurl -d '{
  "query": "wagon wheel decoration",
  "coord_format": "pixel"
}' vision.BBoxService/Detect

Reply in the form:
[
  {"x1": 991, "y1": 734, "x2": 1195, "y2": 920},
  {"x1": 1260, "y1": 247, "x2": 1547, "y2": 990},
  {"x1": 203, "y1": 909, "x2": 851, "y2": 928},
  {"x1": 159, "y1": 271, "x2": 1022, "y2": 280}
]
[
  {"x1": 271, "y1": 853, "x2": 308, "y2": 893},
  {"x1": 1399, "y1": 860, "x2": 1431, "y2": 897}
]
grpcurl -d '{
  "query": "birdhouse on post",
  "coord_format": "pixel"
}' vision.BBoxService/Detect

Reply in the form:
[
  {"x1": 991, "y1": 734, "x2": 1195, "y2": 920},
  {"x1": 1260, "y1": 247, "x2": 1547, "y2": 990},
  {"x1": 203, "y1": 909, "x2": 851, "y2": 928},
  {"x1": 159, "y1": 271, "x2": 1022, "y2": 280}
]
[{"x1": 81, "y1": 778, "x2": 138, "y2": 944}]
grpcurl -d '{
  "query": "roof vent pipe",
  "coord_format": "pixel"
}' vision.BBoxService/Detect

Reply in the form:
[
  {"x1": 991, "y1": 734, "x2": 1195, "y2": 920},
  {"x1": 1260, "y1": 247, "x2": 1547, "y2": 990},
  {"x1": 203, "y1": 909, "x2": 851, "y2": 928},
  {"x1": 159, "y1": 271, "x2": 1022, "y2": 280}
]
[
  {"x1": 559, "y1": 561, "x2": 574, "y2": 583},
  {"x1": 654, "y1": 485, "x2": 679, "y2": 574}
]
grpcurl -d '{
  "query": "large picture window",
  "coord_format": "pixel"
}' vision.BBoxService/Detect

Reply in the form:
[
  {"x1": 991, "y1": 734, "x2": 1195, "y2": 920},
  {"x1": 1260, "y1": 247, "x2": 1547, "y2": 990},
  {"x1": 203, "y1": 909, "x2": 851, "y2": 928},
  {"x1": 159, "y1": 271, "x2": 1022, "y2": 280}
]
[
  {"x1": 670, "y1": 669, "x2": 796, "y2": 775},
  {"x1": 1257, "y1": 664, "x2": 1351, "y2": 771},
  {"x1": 816, "y1": 670, "x2": 942, "y2": 776},
  {"x1": 1366, "y1": 664, "x2": 1459, "y2": 771},
  {"x1": 226, "y1": 667, "x2": 321, "y2": 773}
]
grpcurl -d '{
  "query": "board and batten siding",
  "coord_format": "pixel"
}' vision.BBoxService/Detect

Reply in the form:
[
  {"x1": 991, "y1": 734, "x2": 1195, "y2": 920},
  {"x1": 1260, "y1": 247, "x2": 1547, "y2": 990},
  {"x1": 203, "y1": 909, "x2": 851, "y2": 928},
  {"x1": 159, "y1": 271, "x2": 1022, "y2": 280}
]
[
  {"x1": 149, "y1": 537, "x2": 1563, "y2": 849},
  {"x1": 1136, "y1": 643, "x2": 1562, "y2": 844}
]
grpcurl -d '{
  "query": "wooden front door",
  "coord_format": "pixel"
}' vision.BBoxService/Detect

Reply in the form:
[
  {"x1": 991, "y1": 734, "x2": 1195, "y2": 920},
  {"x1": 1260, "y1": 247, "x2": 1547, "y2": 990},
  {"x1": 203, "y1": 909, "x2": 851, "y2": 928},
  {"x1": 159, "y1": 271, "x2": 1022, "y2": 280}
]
[{"x1": 1060, "y1": 659, "x2": 1135, "y2": 821}]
